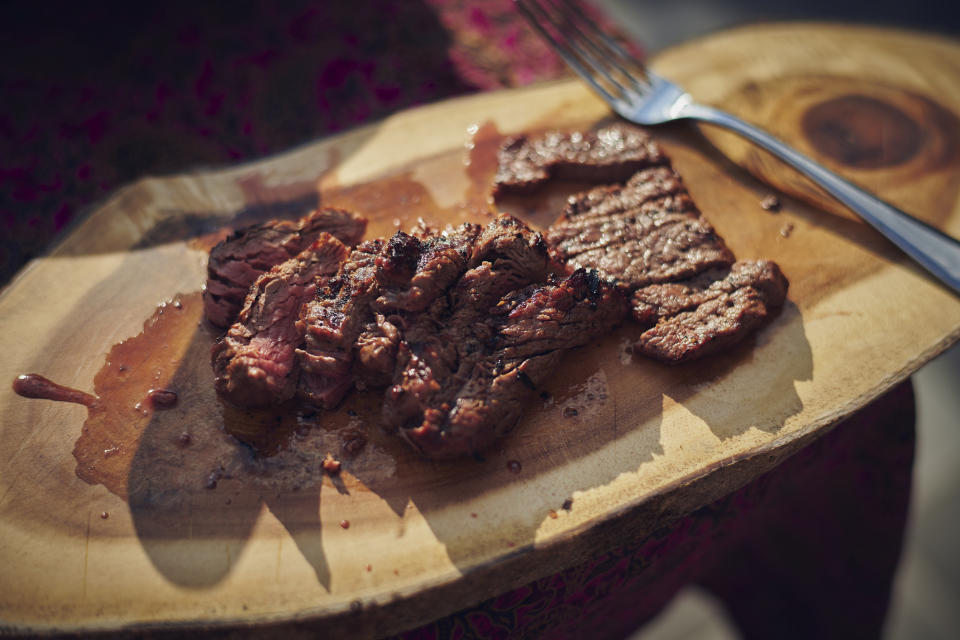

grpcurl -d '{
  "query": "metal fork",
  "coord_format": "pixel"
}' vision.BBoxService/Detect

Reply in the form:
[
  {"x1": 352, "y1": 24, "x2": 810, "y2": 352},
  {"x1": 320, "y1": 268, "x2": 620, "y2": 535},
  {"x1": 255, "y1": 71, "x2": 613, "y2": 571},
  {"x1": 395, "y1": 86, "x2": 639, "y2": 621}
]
[{"x1": 517, "y1": 0, "x2": 960, "y2": 295}]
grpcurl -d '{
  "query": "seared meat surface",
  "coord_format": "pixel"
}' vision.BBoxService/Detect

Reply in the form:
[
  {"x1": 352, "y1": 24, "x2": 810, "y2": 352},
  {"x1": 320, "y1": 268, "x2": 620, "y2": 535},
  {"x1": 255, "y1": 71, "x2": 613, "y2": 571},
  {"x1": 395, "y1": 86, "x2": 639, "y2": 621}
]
[
  {"x1": 517, "y1": 125, "x2": 789, "y2": 363},
  {"x1": 389, "y1": 268, "x2": 626, "y2": 458},
  {"x1": 298, "y1": 214, "x2": 626, "y2": 458},
  {"x1": 205, "y1": 122, "x2": 790, "y2": 459},
  {"x1": 632, "y1": 260, "x2": 788, "y2": 363},
  {"x1": 296, "y1": 238, "x2": 384, "y2": 409},
  {"x1": 493, "y1": 123, "x2": 668, "y2": 197},
  {"x1": 297, "y1": 223, "x2": 484, "y2": 408},
  {"x1": 547, "y1": 166, "x2": 735, "y2": 288},
  {"x1": 203, "y1": 207, "x2": 366, "y2": 328}
]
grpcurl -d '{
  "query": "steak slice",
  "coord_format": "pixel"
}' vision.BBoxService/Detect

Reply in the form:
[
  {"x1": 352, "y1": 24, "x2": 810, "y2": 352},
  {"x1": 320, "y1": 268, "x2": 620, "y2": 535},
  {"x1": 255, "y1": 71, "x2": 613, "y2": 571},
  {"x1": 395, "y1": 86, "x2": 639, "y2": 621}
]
[
  {"x1": 204, "y1": 207, "x2": 366, "y2": 328},
  {"x1": 386, "y1": 269, "x2": 627, "y2": 459},
  {"x1": 211, "y1": 233, "x2": 349, "y2": 407},
  {"x1": 632, "y1": 260, "x2": 789, "y2": 363},
  {"x1": 530, "y1": 137, "x2": 788, "y2": 364},
  {"x1": 358, "y1": 223, "x2": 482, "y2": 388},
  {"x1": 493, "y1": 123, "x2": 669, "y2": 197},
  {"x1": 297, "y1": 239, "x2": 383, "y2": 409},
  {"x1": 373, "y1": 223, "x2": 482, "y2": 313},
  {"x1": 547, "y1": 167, "x2": 735, "y2": 288},
  {"x1": 451, "y1": 214, "x2": 555, "y2": 315}
]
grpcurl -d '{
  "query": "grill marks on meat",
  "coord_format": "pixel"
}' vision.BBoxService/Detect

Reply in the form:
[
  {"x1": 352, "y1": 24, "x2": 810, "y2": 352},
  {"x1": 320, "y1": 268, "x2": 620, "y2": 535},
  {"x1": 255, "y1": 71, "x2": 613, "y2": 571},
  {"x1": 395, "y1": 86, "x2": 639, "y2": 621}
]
[
  {"x1": 632, "y1": 260, "x2": 788, "y2": 363},
  {"x1": 204, "y1": 207, "x2": 366, "y2": 328},
  {"x1": 547, "y1": 167, "x2": 736, "y2": 287},
  {"x1": 383, "y1": 217, "x2": 559, "y2": 458},
  {"x1": 212, "y1": 234, "x2": 349, "y2": 406},
  {"x1": 554, "y1": 174, "x2": 788, "y2": 362},
  {"x1": 387, "y1": 270, "x2": 625, "y2": 459},
  {"x1": 298, "y1": 214, "x2": 626, "y2": 458},
  {"x1": 299, "y1": 216, "x2": 541, "y2": 412},
  {"x1": 493, "y1": 123, "x2": 669, "y2": 197},
  {"x1": 508, "y1": 124, "x2": 790, "y2": 363},
  {"x1": 631, "y1": 260, "x2": 788, "y2": 325},
  {"x1": 497, "y1": 269, "x2": 624, "y2": 360}
]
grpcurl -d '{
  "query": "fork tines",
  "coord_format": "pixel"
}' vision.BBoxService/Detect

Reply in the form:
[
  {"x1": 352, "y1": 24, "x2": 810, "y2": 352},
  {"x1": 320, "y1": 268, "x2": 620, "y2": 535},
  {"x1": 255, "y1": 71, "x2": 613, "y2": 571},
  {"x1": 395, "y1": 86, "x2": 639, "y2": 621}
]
[{"x1": 515, "y1": 0, "x2": 649, "y2": 104}]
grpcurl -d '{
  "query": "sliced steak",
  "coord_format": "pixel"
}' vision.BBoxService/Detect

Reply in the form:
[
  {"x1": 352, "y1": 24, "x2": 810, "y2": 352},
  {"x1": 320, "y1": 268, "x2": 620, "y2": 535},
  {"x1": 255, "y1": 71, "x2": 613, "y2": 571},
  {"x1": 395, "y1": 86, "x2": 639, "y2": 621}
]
[
  {"x1": 632, "y1": 260, "x2": 789, "y2": 363},
  {"x1": 297, "y1": 223, "x2": 482, "y2": 405},
  {"x1": 529, "y1": 137, "x2": 788, "y2": 364},
  {"x1": 298, "y1": 215, "x2": 550, "y2": 410},
  {"x1": 204, "y1": 207, "x2": 366, "y2": 328},
  {"x1": 386, "y1": 269, "x2": 627, "y2": 459},
  {"x1": 493, "y1": 123, "x2": 669, "y2": 197},
  {"x1": 373, "y1": 223, "x2": 481, "y2": 313},
  {"x1": 438, "y1": 214, "x2": 556, "y2": 323},
  {"x1": 211, "y1": 233, "x2": 349, "y2": 407},
  {"x1": 380, "y1": 216, "x2": 558, "y2": 453},
  {"x1": 297, "y1": 239, "x2": 384, "y2": 409},
  {"x1": 356, "y1": 223, "x2": 482, "y2": 389},
  {"x1": 547, "y1": 166, "x2": 735, "y2": 288},
  {"x1": 297, "y1": 213, "x2": 628, "y2": 458}
]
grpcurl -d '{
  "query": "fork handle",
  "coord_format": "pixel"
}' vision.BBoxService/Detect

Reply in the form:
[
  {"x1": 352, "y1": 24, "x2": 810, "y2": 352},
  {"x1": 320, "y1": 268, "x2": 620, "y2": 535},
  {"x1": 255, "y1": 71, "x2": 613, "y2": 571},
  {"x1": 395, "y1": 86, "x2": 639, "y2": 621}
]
[{"x1": 681, "y1": 102, "x2": 960, "y2": 295}]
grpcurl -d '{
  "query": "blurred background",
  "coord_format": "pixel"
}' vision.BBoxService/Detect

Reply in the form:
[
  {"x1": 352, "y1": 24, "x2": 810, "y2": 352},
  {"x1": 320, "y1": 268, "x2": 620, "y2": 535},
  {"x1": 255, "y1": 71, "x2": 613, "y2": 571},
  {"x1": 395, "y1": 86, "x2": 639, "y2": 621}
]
[{"x1": 1, "y1": 1, "x2": 958, "y2": 638}]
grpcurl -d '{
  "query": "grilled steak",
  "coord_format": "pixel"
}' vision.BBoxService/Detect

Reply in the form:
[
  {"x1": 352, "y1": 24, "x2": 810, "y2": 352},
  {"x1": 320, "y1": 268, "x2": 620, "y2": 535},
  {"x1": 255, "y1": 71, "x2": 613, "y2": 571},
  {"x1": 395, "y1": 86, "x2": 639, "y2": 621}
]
[
  {"x1": 519, "y1": 126, "x2": 789, "y2": 364},
  {"x1": 493, "y1": 123, "x2": 669, "y2": 197},
  {"x1": 547, "y1": 166, "x2": 735, "y2": 287},
  {"x1": 388, "y1": 269, "x2": 626, "y2": 458},
  {"x1": 204, "y1": 207, "x2": 366, "y2": 328},
  {"x1": 206, "y1": 122, "x2": 790, "y2": 459},
  {"x1": 632, "y1": 260, "x2": 788, "y2": 363},
  {"x1": 297, "y1": 239, "x2": 384, "y2": 409},
  {"x1": 373, "y1": 223, "x2": 482, "y2": 313},
  {"x1": 299, "y1": 220, "x2": 518, "y2": 406},
  {"x1": 298, "y1": 215, "x2": 546, "y2": 411},
  {"x1": 297, "y1": 213, "x2": 625, "y2": 458},
  {"x1": 212, "y1": 234, "x2": 350, "y2": 407}
]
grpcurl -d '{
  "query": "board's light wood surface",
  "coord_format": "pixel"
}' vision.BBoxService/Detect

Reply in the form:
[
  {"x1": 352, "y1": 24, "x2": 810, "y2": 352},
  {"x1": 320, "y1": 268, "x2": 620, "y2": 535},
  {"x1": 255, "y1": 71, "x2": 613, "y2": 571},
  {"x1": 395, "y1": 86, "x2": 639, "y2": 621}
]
[{"x1": 2, "y1": 24, "x2": 959, "y2": 638}]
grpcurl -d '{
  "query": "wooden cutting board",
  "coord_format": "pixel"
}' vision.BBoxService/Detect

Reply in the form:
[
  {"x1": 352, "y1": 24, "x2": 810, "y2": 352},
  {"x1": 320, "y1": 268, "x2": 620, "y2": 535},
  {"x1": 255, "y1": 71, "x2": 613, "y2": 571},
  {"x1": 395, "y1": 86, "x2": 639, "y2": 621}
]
[{"x1": 2, "y1": 23, "x2": 959, "y2": 637}]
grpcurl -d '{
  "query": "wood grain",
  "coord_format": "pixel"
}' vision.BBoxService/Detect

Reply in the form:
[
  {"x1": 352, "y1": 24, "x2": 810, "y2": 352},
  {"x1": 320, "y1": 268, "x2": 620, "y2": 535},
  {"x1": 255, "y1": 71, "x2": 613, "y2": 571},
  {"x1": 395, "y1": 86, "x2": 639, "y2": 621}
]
[{"x1": 1, "y1": 24, "x2": 959, "y2": 637}]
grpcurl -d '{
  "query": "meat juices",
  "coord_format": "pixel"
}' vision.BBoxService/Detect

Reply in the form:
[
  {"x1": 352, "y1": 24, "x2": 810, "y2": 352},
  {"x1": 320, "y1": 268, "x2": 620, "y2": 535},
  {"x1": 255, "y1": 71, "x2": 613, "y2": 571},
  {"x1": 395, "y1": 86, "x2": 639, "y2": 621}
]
[
  {"x1": 203, "y1": 207, "x2": 366, "y2": 328},
  {"x1": 499, "y1": 124, "x2": 788, "y2": 363}
]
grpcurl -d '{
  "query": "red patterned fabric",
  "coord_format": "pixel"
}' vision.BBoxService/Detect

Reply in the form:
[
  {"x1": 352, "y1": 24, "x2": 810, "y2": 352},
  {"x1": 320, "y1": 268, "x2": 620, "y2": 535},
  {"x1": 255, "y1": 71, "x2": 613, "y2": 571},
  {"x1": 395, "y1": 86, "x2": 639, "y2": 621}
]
[{"x1": 1, "y1": 2, "x2": 913, "y2": 638}]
